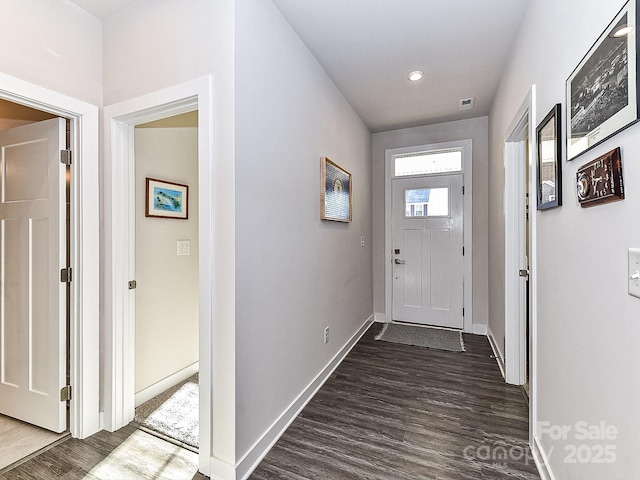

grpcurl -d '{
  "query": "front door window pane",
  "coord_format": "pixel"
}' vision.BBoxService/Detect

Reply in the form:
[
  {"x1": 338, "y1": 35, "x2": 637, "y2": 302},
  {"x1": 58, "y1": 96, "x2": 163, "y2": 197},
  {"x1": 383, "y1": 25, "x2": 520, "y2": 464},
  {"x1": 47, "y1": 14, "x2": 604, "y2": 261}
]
[{"x1": 405, "y1": 187, "x2": 449, "y2": 217}]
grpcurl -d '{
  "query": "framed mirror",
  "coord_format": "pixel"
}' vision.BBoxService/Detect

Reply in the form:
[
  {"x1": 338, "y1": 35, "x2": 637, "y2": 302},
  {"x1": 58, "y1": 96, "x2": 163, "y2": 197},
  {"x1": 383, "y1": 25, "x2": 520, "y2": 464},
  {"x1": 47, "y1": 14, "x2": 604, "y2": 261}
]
[{"x1": 537, "y1": 103, "x2": 562, "y2": 210}]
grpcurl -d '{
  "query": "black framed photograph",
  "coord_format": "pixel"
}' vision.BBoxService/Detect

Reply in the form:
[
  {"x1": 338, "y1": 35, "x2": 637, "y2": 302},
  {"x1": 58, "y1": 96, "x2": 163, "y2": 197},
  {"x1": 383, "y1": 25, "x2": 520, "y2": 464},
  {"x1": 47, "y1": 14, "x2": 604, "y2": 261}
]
[
  {"x1": 320, "y1": 157, "x2": 352, "y2": 222},
  {"x1": 566, "y1": 0, "x2": 639, "y2": 160},
  {"x1": 537, "y1": 104, "x2": 562, "y2": 210},
  {"x1": 145, "y1": 177, "x2": 189, "y2": 219}
]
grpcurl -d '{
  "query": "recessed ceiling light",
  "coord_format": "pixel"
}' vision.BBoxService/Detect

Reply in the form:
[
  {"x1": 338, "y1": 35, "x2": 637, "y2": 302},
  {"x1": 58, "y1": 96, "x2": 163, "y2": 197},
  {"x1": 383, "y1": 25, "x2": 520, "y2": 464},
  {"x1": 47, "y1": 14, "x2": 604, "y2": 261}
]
[
  {"x1": 408, "y1": 70, "x2": 424, "y2": 82},
  {"x1": 612, "y1": 24, "x2": 633, "y2": 37}
]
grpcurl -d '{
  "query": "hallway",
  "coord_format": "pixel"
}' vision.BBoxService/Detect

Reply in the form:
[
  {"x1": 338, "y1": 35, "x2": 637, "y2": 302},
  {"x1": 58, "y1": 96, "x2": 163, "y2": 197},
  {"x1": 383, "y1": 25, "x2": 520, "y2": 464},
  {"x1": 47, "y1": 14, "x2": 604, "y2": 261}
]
[{"x1": 251, "y1": 326, "x2": 539, "y2": 479}]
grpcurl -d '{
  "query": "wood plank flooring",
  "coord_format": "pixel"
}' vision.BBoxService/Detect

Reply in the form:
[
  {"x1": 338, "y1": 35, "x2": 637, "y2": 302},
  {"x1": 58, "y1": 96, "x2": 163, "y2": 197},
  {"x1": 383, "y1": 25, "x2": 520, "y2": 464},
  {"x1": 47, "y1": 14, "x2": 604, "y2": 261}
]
[
  {"x1": 0, "y1": 424, "x2": 205, "y2": 480},
  {"x1": 0, "y1": 325, "x2": 539, "y2": 479},
  {"x1": 250, "y1": 326, "x2": 540, "y2": 480}
]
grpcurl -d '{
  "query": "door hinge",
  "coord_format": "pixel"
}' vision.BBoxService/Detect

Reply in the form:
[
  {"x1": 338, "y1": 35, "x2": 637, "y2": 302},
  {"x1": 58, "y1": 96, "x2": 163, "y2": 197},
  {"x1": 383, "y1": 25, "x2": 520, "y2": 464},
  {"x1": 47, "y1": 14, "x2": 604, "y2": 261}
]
[
  {"x1": 462, "y1": 308, "x2": 465, "y2": 317},
  {"x1": 60, "y1": 385, "x2": 72, "y2": 402},
  {"x1": 60, "y1": 267, "x2": 72, "y2": 283},
  {"x1": 462, "y1": 246, "x2": 465, "y2": 256},
  {"x1": 60, "y1": 149, "x2": 72, "y2": 165},
  {"x1": 462, "y1": 185, "x2": 465, "y2": 195}
]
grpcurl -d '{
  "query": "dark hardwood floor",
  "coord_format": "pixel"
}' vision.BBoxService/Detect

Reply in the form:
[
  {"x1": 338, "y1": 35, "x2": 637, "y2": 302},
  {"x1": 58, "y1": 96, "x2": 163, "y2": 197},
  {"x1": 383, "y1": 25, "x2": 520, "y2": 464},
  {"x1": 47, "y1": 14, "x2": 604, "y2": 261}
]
[
  {"x1": 1, "y1": 325, "x2": 538, "y2": 479},
  {"x1": 250, "y1": 326, "x2": 540, "y2": 480}
]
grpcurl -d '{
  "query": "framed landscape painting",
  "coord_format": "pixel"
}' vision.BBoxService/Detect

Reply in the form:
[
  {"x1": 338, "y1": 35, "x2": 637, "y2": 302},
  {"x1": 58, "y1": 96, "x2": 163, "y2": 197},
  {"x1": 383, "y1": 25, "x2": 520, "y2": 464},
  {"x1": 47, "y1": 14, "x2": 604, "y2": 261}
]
[
  {"x1": 566, "y1": 0, "x2": 640, "y2": 160},
  {"x1": 145, "y1": 177, "x2": 189, "y2": 219}
]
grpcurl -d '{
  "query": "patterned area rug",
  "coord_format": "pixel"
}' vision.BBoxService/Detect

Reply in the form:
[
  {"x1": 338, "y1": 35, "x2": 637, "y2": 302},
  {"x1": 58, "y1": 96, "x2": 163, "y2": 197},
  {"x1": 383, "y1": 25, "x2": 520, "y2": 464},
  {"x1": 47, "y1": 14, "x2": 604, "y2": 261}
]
[
  {"x1": 375, "y1": 323, "x2": 465, "y2": 352},
  {"x1": 134, "y1": 374, "x2": 199, "y2": 450}
]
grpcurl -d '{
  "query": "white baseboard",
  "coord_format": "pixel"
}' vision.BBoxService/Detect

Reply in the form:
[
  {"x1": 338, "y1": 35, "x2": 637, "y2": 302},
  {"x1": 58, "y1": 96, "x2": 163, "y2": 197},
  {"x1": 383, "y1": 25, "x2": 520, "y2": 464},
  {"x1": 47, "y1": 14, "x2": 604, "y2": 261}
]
[
  {"x1": 235, "y1": 315, "x2": 374, "y2": 480},
  {"x1": 210, "y1": 456, "x2": 236, "y2": 480},
  {"x1": 134, "y1": 362, "x2": 199, "y2": 407},
  {"x1": 373, "y1": 312, "x2": 386, "y2": 322},
  {"x1": 472, "y1": 323, "x2": 487, "y2": 335},
  {"x1": 487, "y1": 327, "x2": 505, "y2": 380},
  {"x1": 531, "y1": 435, "x2": 555, "y2": 480}
]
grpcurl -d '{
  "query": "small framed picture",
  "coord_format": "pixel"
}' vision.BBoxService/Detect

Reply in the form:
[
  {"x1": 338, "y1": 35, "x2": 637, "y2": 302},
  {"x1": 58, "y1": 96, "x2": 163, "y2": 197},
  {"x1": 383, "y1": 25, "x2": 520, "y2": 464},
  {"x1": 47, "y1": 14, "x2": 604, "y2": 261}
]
[
  {"x1": 320, "y1": 157, "x2": 352, "y2": 222},
  {"x1": 536, "y1": 104, "x2": 562, "y2": 210},
  {"x1": 566, "y1": 0, "x2": 639, "y2": 160},
  {"x1": 145, "y1": 177, "x2": 189, "y2": 219}
]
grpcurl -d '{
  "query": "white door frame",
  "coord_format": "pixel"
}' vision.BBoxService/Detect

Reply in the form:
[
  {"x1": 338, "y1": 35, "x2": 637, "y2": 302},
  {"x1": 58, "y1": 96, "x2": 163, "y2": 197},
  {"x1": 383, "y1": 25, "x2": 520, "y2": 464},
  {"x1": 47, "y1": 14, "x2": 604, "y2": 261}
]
[
  {"x1": 0, "y1": 73, "x2": 100, "y2": 439},
  {"x1": 103, "y1": 77, "x2": 213, "y2": 475},
  {"x1": 503, "y1": 85, "x2": 539, "y2": 450},
  {"x1": 384, "y1": 139, "x2": 473, "y2": 332}
]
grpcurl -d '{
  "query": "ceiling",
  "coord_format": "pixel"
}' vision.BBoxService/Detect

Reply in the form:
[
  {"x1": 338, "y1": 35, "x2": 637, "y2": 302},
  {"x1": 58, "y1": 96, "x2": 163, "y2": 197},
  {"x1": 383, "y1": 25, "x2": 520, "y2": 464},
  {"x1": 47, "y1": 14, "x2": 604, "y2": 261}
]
[{"x1": 69, "y1": 0, "x2": 528, "y2": 133}]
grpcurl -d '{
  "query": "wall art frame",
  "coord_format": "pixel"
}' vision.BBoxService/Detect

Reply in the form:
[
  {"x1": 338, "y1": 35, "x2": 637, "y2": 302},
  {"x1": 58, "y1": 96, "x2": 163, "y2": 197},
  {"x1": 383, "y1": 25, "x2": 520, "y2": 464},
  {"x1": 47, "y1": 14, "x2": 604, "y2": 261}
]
[
  {"x1": 145, "y1": 177, "x2": 189, "y2": 219},
  {"x1": 576, "y1": 147, "x2": 624, "y2": 207},
  {"x1": 537, "y1": 103, "x2": 562, "y2": 210},
  {"x1": 566, "y1": 0, "x2": 640, "y2": 160},
  {"x1": 320, "y1": 156, "x2": 352, "y2": 222}
]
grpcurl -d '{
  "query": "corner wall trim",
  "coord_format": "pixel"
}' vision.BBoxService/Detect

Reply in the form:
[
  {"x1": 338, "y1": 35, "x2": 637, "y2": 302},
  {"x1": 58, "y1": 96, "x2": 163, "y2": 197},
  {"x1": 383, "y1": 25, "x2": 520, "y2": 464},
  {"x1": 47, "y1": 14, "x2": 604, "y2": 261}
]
[
  {"x1": 235, "y1": 315, "x2": 374, "y2": 480},
  {"x1": 472, "y1": 323, "x2": 487, "y2": 335},
  {"x1": 531, "y1": 435, "x2": 555, "y2": 480},
  {"x1": 373, "y1": 312, "x2": 386, "y2": 323},
  {"x1": 134, "y1": 362, "x2": 199, "y2": 407},
  {"x1": 487, "y1": 327, "x2": 505, "y2": 380}
]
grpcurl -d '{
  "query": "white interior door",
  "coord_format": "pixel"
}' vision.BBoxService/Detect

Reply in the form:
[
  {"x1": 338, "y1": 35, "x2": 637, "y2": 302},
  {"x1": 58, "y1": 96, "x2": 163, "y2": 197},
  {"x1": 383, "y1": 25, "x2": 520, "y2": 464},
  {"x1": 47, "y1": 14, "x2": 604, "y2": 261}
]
[
  {"x1": 0, "y1": 118, "x2": 67, "y2": 433},
  {"x1": 392, "y1": 173, "x2": 463, "y2": 329}
]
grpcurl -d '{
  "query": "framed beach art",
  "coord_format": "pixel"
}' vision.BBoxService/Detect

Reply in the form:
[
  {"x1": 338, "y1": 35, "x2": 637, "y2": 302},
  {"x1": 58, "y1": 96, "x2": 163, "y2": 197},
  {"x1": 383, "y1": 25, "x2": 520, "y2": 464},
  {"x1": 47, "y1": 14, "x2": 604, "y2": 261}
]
[
  {"x1": 566, "y1": 0, "x2": 640, "y2": 160},
  {"x1": 320, "y1": 157, "x2": 352, "y2": 222},
  {"x1": 145, "y1": 177, "x2": 189, "y2": 219}
]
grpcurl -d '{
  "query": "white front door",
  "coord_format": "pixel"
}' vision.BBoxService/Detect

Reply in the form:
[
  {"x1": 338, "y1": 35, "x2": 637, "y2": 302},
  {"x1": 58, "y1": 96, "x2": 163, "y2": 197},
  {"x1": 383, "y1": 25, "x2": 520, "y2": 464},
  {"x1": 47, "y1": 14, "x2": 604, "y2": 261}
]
[
  {"x1": 0, "y1": 118, "x2": 67, "y2": 433},
  {"x1": 392, "y1": 173, "x2": 463, "y2": 329}
]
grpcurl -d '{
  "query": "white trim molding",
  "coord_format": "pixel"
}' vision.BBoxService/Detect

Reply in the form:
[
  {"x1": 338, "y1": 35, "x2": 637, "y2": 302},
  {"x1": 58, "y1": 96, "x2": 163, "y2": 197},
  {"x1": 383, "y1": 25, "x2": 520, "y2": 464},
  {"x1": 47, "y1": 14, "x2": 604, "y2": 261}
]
[
  {"x1": 504, "y1": 85, "x2": 536, "y2": 387},
  {"x1": 472, "y1": 323, "x2": 488, "y2": 335},
  {"x1": 236, "y1": 317, "x2": 374, "y2": 480},
  {"x1": 0, "y1": 72, "x2": 100, "y2": 440},
  {"x1": 384, "y1": 140, "x2": 473, "y2": 332},
  {"x1": 487, "y1": 326, "x2": 506, "y2": 380},
  {"x1": 373, "y1": 312, "x2": 387, "y2": 323},
  {"x1": 532, "y1": 435, "x2": 556, "y2": 480}
]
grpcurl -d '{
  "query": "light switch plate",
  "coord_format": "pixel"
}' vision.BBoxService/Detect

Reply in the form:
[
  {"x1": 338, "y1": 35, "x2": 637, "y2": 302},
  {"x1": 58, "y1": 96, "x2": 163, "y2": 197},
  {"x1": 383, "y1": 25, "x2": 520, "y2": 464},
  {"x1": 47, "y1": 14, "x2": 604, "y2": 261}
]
[
  {"x1": 177, "y1": 240, "x2": 191, "y2": 256},
  {"x1": 629, "y1": 248, "x2": 640, "y2": 298}
]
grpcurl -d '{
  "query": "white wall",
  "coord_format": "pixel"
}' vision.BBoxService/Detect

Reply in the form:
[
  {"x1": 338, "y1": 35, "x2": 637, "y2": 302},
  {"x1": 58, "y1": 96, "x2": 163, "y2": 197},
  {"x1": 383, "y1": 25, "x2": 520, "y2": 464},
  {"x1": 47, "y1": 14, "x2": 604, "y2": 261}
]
[
  {"x1": 372, "y1": 117, "x2": 489, "y2": 328},
  {"x1": 0, "y1": 0, "x2": 102, "y2": 106},
  {"x1": 103, "y1": 0, "x2": 237, "y2": 468},
  {"x1": 134, "y1": 127, "x2": 199, "y2": 393},
  {"x1": 235, "y1": 0, "x2": 373, "y2": 461},
  {"x1": 489, "y1": 1, "x2": 640, "y2": 478}
]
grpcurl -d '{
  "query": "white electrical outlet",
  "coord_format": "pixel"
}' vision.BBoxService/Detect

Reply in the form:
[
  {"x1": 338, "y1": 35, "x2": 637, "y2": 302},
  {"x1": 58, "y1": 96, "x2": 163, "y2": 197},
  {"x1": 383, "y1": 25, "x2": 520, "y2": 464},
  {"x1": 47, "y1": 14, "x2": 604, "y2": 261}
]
[
  {"x1": 323, "y1": 326, "x2": 329, "y2": 344},
  {"x1": 177, "y1": 240, "x2": 191, "y2": 256},
  {"x1": 360, "y1": 235, "x2": 365, "y2": 247},
  {"x1": 629, "y1": 248, "x2": 640, "y2": 298}
]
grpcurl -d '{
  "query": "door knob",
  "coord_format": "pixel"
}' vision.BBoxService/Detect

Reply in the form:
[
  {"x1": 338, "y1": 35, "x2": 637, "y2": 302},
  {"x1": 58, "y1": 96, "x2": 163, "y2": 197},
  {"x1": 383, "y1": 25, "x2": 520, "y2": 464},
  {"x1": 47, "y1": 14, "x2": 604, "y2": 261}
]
[{"x1": 394, "y1": 259, "x2": 405, "y2": 265}]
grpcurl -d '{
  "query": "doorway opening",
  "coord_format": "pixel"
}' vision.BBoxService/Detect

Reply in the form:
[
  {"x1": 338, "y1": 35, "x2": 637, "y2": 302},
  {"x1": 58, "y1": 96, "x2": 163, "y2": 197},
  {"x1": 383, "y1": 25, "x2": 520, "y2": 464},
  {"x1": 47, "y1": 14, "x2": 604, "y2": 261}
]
[
  {"x1": 132, "y1": 112, "x2": 200, "y2": 451},
  {"x1": 103, "y1": 77, "x2": 214, "y2": 476},
  {"x1": 384, "y1": 139, "x2": 473, "y2": 332},
  {"x1": 0, "y1": 77, "x2": 100, "y2": 469},
  {"x1": 503, "y1": 85, "x2": 538, "y2": 445}
]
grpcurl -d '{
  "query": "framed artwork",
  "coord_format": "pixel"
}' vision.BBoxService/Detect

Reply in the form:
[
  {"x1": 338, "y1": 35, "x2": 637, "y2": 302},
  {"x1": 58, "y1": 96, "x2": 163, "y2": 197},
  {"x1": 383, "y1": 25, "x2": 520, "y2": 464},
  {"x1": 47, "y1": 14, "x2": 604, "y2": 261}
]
[
  {"x1": 566, "y1": 0, "x2": 639, "y2": 160},
  {"x1": 536, "y1": 103, "x2": 562, "y2": 210},
  {"x1": 320, "y1": 157, "x2": 352, "y2": 222},
  {"x1": 145, "y1": 177, "x2": 189, "y2": 219},
  {"x1": 576, "y1": 147, "x2": 624, "y2": 207}
]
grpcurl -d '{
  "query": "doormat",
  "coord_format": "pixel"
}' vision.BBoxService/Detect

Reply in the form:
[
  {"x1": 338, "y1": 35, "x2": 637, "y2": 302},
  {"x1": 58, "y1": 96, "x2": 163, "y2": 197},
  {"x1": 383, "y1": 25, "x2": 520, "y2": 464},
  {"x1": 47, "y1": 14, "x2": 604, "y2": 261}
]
[
  {"x1": 134, "y1": 374, "x2": 199, "y2": 450},
  {"x1": 375, "y1": 323, "x2": 465, "y2": 352}
]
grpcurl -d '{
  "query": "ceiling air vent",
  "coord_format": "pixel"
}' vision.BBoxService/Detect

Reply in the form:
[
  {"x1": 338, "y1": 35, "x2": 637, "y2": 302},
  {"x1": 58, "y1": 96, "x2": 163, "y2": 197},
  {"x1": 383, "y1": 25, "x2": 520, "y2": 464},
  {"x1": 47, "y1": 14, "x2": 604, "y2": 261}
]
[{"x1": 459, "y1": 97, "x2": 475, "y2": 111}]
